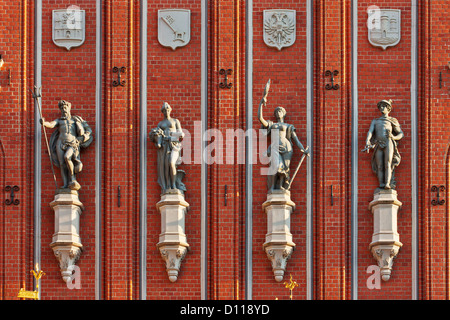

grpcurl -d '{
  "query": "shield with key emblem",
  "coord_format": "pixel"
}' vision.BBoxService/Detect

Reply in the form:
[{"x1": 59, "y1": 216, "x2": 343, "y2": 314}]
[{"x1": 158, "y1": 9, "x2": 191, "y2": 50}]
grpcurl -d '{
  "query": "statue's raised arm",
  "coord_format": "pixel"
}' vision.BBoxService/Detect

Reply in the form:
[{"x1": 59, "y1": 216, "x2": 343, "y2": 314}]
[{"x1": 258, "y1": 79, "x2": 271, "y2": 128}]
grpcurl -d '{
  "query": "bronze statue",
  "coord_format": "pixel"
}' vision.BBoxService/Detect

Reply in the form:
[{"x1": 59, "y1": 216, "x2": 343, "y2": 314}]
[
  {"x1": 150, "y1": 102, "x2": 186, "y2": 194},
  {"x1": 258, "y1": 80, "x2": 309, "y2": 192},
  {"x1": 41, "y1": 100, "x2": 93, "y2": 191},
  {"x1": 363, "y1": 99, "x2": 404, "y2": 190}
]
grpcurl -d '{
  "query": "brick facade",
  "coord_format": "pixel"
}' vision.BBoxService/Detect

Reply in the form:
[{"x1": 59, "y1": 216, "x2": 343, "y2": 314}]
[{"x1": 0, "y1": 0, "x2": 448, "y2": 300}]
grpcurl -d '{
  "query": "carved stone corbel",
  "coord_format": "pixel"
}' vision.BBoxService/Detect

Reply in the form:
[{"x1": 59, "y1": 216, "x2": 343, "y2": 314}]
[
  {"x1": 368, "y1": 189, "x2": 403, "y2": 281},
  {"x1": 49, "y1": 189, "x2": 84, "y2": 283},
  {"x1": 159, "y1": 246, "x2": 188, "y2": 283},
  {"x1": 156, "y1": 190, "x2": 190, "y2": 282},
  {"x1": 52, "y1": 246, "x2": 82, "y2": 283},
  {"x1": 262, "y1": 190, "x2": 296, "y2": 282}
]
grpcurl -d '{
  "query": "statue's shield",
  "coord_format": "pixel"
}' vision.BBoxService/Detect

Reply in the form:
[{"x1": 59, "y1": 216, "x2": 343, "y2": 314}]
[
  {"x1": 158, "y1": 9, "x2": 191, "y2": 50},
  {"x1": 263, "y1": 10, "x2": 296, "y2": 51},
  {"x1": 52, "y1": 8, "x2": 85, "y2": 51},
  {"x1": 367, "y1": 9, "x2": 401, "y2": 50}
]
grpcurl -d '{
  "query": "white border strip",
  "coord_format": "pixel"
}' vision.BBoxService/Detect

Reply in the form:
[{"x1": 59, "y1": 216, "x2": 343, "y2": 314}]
[
  {"x1": 33, "y1": 0, "x2": 42, "y2": 298},
  {"x1": 245, "y1": 0, "x2": 253, "y2": 301},
  {"x1": 95, "y1": 0, "x2": 103, "y2": 300},
  {"x1": 306, "y1": 0, "x2": 314, "y2": 300},
  {"x1": 411, "y1": 0, "x2": 418, "y2": 301},
  {"x1": 201, "y1": 0, "x2": 208, "y2": 300},
  {"x1": 139, "y1": 0, "x2": 148, "y2": 301},
  {"x1": 351, "y1": 0, "x2": 359, "y2": 300}
]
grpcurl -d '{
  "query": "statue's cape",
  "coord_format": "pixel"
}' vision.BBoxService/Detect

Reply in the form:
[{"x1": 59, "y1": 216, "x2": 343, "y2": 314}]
[{"x1": 49, "y1": 116, "x2": 93, "y2": 168}]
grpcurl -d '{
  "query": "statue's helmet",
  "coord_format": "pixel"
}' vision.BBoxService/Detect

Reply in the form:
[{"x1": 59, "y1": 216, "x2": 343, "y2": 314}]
[{"x1": 377, "y1": 99, "x2": 393, "y2": 111}]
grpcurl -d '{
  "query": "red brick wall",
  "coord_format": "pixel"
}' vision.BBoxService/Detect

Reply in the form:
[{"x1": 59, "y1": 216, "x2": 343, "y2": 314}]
[
  {"x1": 206, "y1": 0, "x2": 247, "y2": 300},
  {"x1": 39, "y1": 0, "x2": 98, "y2": 300},
  {"x1": 251, "y1": 1, "x2": 309, "y2": 300},
  {"x1": 417, "y1": 0, "x2": 450, "y2": 300},
  {"x1": 1, "y1": 0, "x2": 450, "y2": 301},
  {"x1": 0, "y1": 0, "x2": 34, "y2": 300},
  {"x1": 146, "y1": 0, "x2": 203, "y2": 299},
  {"x1": 357, "y1": 0, "x2": 412, "y2": 299},
  {"x1": 101, "y1": 0, "x2": 140, "y2": 300},
  {"x1": 312, "y1": 0, "x2": 352, "y2": 300}
]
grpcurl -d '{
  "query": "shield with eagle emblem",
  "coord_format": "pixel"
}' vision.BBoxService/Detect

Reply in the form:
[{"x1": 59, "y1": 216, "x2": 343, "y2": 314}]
[{"x1": 263, "y1": 9, "x2": 296, "y2": 51}]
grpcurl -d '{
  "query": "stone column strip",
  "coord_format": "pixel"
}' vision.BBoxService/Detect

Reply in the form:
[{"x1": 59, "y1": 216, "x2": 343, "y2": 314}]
[
  {"x1": 411, "y1": 0, "x2": 419, "y2": 300},
  {"x1": 306, "y1": 0, "x2": 314, "y2": 300},
  {"x1": 95, "y1": 0, "x2": 103, "y2": 300},
  {"x1": 351, "y1": 0, "x2": 358, "y2": 300},
  {"x1": 201, "y1": 0, "x2": 208, "y2": 300},
  {"x1": 139, "y1": 0, "x2": 147, "y2": 301},
  {"x1": 245, "y1": 0, "x2": 253, "y2": 301},
  {"x1": 33, "y1": 0, "x2": 42, "y2": 299}
]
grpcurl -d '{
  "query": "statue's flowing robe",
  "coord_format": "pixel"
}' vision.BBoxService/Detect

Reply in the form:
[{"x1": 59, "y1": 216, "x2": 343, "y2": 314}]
[
  {"x1": 150, "y1": 127, "x2": 186, "y2": 193},
  {"x1": 263, "y1": 120, "x2": 296, "y2": 189}
]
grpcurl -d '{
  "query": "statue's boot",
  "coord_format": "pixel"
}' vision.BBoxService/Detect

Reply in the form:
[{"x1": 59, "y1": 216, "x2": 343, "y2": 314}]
[{"x1": 69, "y1": 180, "x2": 81, "y2": 191}]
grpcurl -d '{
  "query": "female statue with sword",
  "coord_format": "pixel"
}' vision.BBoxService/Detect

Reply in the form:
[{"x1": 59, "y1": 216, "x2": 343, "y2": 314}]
[{"x1": 258, "y1": 79, "x2": 310, "y2": 192}]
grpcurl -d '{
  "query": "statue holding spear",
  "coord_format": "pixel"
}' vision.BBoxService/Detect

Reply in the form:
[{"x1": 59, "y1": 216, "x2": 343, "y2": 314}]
[{"x1": 33, "y1": 88, "x2": 93, "y2": 191}]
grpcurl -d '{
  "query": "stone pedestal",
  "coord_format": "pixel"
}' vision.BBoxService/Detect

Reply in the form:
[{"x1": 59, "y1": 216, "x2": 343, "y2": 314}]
[
  {"x1": 156, "y1": 190, "x2": 190, "y2": 282},
  {"x1": 49, "y1": 189, "x2": 84, "y2": 283},
  {"x1": 368, "y1": 189, "x2": 403, "y2": 281},
  {"x1": 262, "y1": 190, "x2": 296, "y2": 282}
]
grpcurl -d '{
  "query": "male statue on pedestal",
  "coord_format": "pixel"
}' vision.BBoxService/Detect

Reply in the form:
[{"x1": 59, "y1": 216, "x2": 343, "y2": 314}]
[
  {"x1": 363, "y1": 99, "x2": 404, "y2": 190},
  {"x1": 363, "y1": 99, "x2": 404, "y2": 281},
  {"x1": 38, "y1": 97, "x2": 93, "y2": 284},
  {"x1": 41, "y1": 100, "x2": 93, "y2": 191}
]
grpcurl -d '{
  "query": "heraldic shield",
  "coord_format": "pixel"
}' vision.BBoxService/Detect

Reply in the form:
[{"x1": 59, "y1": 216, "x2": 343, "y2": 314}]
[
  {"x1": 158, "y1": 9, "x2": 191, "y2": 50},
  {"x1": 52, "y1": 8, "x2": 86, "y2": 51},
  {"x1": 367, "y1": 9, "x2": 401, "y2": 50},
  {"x1": 263, "y1": 9, "x2": 296, "y2": 51}
]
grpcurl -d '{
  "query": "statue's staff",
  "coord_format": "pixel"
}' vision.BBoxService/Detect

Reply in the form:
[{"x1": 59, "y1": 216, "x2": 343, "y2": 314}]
[
  {"x1": 287, "y1": 146, "x2": 310, "y2": 191},
  {"x1": 31, "y1": 86, "x2": 58, "y2": 189}
]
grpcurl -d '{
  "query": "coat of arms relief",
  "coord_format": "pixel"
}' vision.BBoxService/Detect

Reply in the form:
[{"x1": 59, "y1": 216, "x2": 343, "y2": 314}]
[
  {"x1": 52, "y1": 7, "x2": 85, "y2": 51},
  {"x1": 158, "y1": 9, "x2": 191, "y2": 50},
  {"x1": 367, "y1": 9, "x2": 401, "y2": 50},
  {"x1": 263, "y1": 10, "x2": 296, "y2": 51}
]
